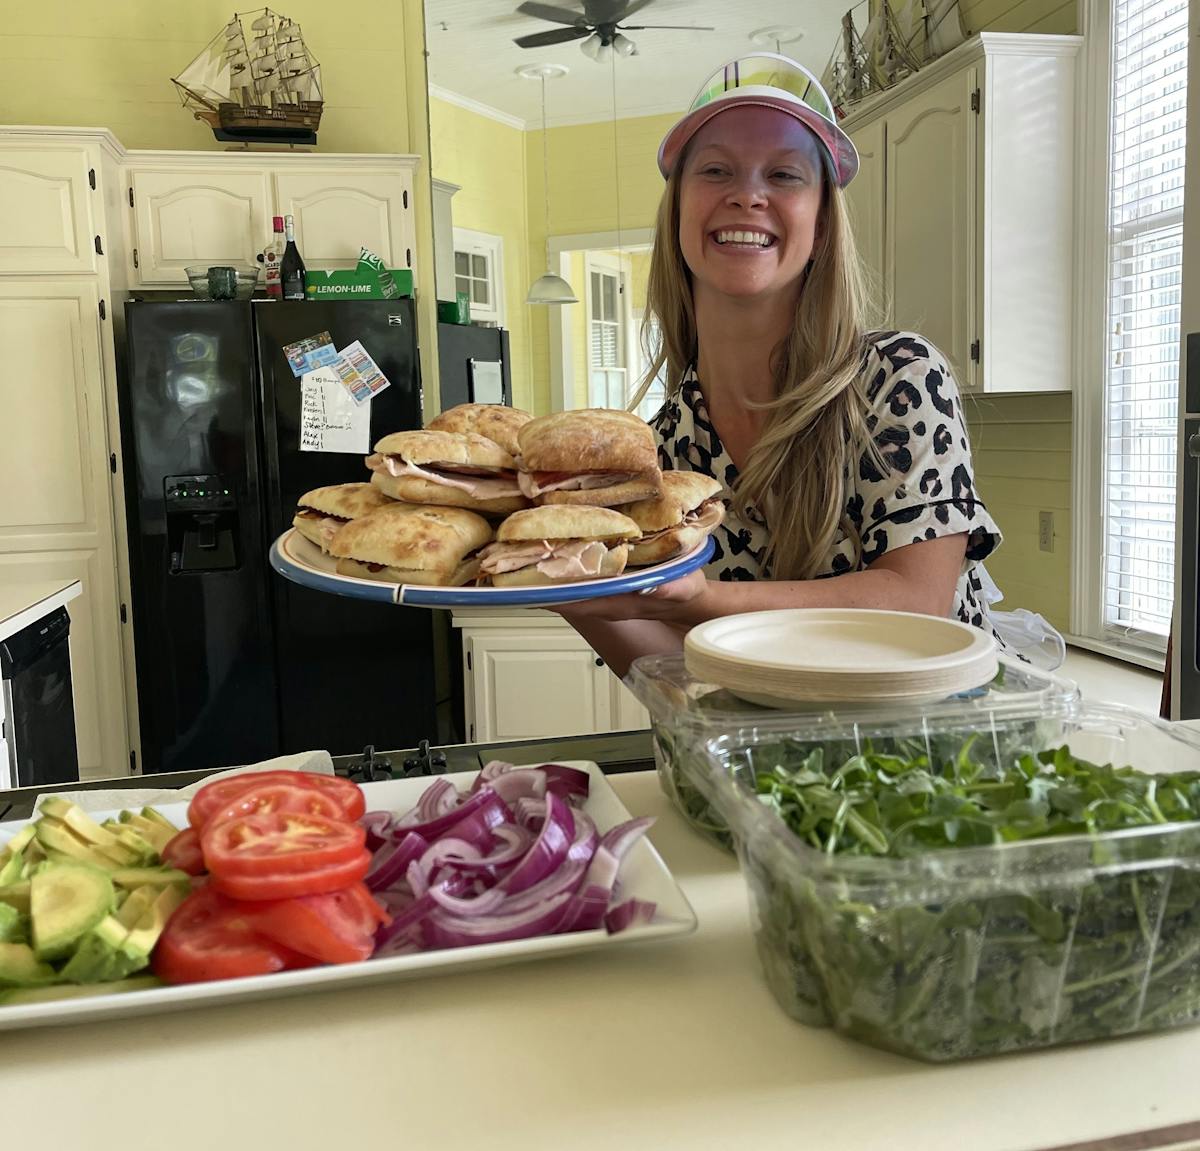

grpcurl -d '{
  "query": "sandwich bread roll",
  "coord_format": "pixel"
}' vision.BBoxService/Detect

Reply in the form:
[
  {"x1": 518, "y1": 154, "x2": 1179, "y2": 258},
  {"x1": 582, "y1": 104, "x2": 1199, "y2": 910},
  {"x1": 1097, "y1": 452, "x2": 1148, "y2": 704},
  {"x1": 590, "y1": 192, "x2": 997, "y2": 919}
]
[
  {"x1": 621, "y1": 470, "x2": 725, "y2": 566},
  {"x1": 366, "y1": 429, "x2": 529, "y2": 516},
  {"x1": 427, "y1": 403, "x2": 532, "y2": 458},
  {"x1": 516, "y1": 409, "x2": 662, "y2": 507},
  {"x1": 479, "y1": 505, "x2": 641, "y2": 587},
  {"x1": 329, "y1": 502, "x2": 494, "y2": 586},
  {"x1": 292, "y1": 482, "x2": 394, "y2": 552}
]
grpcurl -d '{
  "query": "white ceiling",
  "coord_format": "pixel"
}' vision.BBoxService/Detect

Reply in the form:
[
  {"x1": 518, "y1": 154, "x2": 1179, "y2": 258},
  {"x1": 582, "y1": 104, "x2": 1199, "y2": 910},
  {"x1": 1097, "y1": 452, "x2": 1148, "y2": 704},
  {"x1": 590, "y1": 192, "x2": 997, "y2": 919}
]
[{"x1": 425, "y1": 0, "x2": 845, "y2": 128}]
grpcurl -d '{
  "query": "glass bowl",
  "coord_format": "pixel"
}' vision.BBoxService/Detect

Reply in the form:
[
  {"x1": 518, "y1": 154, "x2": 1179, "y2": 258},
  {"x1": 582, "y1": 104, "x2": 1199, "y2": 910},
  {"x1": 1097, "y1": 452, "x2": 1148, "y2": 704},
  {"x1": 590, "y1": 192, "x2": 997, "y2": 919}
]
[{"x1": 184, "y1": 265, "x2": 260, "y2": 300}]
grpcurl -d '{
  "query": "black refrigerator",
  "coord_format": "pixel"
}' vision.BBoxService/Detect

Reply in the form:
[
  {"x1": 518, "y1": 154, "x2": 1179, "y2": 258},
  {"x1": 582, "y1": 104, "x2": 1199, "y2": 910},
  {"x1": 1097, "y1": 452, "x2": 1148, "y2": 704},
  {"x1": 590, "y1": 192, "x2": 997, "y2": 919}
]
[
  {"x1": 437, "y1": 322, "x2": 512, "y2": 411},
  {"x1": 119, "y1": 299, "x2": 438, "y2": 774}
]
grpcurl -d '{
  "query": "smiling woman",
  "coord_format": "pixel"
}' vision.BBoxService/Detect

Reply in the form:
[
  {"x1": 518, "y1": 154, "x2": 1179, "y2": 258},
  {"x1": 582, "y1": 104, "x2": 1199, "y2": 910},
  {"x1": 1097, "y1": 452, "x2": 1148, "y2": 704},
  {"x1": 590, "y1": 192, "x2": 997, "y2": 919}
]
[{"x1": 555, "y1": 54, "x2": 1006, "y2": 678}]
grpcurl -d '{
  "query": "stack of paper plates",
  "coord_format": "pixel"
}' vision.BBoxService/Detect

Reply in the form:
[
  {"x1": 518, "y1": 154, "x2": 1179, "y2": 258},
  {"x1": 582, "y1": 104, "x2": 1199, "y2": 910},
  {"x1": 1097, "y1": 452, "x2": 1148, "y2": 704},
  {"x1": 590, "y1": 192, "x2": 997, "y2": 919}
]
[{"x1": 683, "y1": 609, "x2": 999, "y2": 710}]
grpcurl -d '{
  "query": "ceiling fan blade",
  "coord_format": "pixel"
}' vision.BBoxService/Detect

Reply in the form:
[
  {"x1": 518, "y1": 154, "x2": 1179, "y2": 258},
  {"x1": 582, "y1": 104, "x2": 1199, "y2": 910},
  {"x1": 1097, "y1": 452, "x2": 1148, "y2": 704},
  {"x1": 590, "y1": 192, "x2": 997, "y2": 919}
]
[
  {"x1": 620, "y1": 23, "x2": 716, "y2": 31},
  {"x1": 514, "y1": 25, "x2": 591, "y2": 48},
  {"x1": 516, "y1": 1, "x2": 589, "y2": 26}
]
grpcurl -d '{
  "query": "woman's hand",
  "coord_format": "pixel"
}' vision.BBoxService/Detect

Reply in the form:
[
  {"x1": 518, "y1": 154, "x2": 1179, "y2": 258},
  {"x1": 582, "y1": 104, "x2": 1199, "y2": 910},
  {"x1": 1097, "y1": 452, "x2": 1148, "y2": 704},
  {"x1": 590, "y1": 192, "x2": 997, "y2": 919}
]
[{"x1": 552, "y1": 569, "x2": 711, "y2": 625}]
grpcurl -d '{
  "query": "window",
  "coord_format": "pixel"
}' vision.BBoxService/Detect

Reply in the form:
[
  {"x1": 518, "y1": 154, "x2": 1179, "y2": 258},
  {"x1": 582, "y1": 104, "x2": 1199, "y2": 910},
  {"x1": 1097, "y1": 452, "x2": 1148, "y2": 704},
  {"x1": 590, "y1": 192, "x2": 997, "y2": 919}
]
[
  {"x1": 587, "y1": 261, "x2": 626, "y2": 409},
  {"x1": 634, "y1": 312, "x2": 668, "y2": 421},
  {"x1": 1101, "y1": 0, "x2": 1188, "y2": 646},
  {"x1": 451, "y1": 229, "x2": 504, "y2": 326}
]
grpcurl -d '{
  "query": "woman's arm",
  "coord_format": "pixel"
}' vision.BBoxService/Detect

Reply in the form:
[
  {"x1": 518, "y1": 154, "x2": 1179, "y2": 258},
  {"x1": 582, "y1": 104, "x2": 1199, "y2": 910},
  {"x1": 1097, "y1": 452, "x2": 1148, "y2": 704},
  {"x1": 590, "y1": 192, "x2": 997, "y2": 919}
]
[{"x1": 555, "y1": 534, "x2": 968, "y2": 676}]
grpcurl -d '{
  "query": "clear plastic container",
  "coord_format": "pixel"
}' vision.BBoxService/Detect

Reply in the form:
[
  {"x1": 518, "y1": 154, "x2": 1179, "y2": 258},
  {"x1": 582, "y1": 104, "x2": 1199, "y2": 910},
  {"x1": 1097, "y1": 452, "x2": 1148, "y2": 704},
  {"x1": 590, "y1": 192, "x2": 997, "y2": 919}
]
[
  {"x1": 625, "y1": 653, "x2": 1081, "y2": 853},
  {"x1": 698, "y1": 703, "x2": 1200, "y2": 1061}
]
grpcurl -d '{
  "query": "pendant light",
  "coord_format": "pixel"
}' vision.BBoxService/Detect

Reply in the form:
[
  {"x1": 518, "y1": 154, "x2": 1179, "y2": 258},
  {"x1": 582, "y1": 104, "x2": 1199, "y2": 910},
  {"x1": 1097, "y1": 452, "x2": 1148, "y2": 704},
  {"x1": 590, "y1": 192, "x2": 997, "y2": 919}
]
[{"x1": 519, "y1": 63, "x2": 577, "y2": 305}]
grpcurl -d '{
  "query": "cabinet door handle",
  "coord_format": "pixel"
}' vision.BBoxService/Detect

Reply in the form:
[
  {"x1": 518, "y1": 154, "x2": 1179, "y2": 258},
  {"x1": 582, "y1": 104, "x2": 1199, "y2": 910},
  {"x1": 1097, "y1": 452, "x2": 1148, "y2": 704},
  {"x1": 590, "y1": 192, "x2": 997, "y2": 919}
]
[{"x1": 594, "y1": 657, "x2": 604, "y2": 667}]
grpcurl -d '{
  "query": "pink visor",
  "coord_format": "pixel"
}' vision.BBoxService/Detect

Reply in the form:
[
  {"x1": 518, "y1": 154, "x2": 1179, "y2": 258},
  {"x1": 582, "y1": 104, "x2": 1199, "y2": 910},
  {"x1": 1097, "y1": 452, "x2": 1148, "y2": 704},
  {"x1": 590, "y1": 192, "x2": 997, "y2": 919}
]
[{"x1": 658, "y1": 55, "x2": 858, "y2": 188}]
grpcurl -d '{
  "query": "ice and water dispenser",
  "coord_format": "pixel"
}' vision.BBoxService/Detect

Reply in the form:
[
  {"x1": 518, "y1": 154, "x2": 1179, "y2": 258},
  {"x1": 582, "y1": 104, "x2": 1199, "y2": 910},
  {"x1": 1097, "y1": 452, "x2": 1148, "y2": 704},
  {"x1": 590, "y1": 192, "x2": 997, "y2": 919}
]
[{"x1": 165, "y1": 474, "x2": 240, "y2": 574}]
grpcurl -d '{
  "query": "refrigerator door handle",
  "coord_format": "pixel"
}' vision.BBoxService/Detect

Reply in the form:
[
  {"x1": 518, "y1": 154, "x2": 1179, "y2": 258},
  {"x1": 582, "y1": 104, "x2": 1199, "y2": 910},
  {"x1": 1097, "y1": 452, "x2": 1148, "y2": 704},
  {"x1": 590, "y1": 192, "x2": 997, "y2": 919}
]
[{"x1": 1189, "y1": 432, "x2": 1200, "y2": 459}]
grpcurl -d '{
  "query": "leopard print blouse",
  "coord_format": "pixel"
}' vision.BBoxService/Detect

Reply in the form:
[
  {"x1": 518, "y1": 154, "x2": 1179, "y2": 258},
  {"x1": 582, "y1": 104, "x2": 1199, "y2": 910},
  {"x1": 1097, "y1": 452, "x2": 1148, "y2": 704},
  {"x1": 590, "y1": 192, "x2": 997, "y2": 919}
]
[{"x1": 650, "y1": 330, "x2": 1002, "y2": 634}]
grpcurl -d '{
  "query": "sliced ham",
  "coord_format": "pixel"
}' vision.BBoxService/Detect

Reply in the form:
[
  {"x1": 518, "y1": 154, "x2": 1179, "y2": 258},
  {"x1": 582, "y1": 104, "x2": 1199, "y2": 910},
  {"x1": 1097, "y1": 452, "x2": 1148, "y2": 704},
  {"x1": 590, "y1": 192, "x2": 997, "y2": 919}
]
[
  {"x1": 297, "y1": 508, "x2": 348, "y2": 546},
  {"x1": 366, "y1": 454, "x2": 522, "y2": 500},
  {"x1": 636, "y1": 498, "x2": 724, "y2": 544},
  {"x1": 479, "y1": 538, "x2": 608, "y2": 579},
  {"x1": 518, "y1": 471, "x2": 637, "y2": 499}
]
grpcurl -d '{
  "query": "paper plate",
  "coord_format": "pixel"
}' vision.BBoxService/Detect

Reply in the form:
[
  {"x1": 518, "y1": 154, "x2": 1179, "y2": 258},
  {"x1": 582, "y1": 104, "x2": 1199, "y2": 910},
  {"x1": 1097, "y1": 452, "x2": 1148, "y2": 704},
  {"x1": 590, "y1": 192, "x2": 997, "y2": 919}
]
[
  {"x1": 684, "y1": 608, "x2": 998, "y2": 709},
  {"x1": 270, "y1": 528, "x2": 716, "y2": 609}
]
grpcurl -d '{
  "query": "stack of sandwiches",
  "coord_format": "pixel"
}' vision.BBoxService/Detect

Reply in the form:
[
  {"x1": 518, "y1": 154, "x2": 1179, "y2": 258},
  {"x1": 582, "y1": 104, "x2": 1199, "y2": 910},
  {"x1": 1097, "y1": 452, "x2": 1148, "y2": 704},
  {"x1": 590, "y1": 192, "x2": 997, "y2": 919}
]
[{"x1": 289, "y1": 402, "x2": 726, "y2": 588}]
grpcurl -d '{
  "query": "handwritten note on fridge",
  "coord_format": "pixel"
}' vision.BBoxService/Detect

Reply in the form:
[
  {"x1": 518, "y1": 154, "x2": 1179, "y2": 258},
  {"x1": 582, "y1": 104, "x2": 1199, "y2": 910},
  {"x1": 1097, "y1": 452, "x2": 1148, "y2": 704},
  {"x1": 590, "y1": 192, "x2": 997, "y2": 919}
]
[{"x1": 300, "y1": 367, "x2": 371, "y2": 454}]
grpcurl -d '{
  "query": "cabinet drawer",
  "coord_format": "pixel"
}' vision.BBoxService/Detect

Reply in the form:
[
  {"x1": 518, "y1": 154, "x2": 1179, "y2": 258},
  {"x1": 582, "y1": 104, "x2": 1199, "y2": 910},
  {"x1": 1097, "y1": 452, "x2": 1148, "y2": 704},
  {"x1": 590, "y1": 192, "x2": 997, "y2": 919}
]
[
  {"x1": 0, "y1": 147, "x2": 97, "y2": 274},
  {"x1": 129, "y1": 168, "x2": 270, "y2": 285}
]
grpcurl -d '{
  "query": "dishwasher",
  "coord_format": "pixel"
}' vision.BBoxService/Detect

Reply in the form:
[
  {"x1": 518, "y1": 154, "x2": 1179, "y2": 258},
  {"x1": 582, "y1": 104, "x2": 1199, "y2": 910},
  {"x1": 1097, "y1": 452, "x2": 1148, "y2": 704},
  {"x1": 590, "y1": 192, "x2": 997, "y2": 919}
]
[{"x1": 0, "y1": 606, "x2": 79, "y2": 788}]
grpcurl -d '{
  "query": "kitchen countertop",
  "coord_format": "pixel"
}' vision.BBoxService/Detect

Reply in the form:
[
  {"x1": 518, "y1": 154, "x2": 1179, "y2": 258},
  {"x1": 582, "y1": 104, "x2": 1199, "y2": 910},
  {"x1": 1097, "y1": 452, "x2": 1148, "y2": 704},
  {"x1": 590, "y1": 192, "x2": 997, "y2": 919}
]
[
  {"x1": 5, "y1": 770, "x2": 1200, "y2": 1151},
  {"x1": 0, "y1": 579, "x2": 81, "y2": 645}
]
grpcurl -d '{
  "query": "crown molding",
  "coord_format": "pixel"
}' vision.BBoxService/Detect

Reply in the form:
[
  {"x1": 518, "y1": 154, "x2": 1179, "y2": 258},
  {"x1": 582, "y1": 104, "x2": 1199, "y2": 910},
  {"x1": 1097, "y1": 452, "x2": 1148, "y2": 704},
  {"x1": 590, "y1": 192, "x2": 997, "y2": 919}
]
[{"x1": 429, "y1": 85, "x2": 526, "y2": 131}]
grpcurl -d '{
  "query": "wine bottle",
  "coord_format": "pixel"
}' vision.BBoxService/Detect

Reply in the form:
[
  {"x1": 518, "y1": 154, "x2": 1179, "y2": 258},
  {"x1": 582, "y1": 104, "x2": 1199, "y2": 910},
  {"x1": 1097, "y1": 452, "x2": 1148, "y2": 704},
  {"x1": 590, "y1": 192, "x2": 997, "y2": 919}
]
[
  {"x1": 261, "y1": 215, "x2": 285, "y2": 299},
  {"x1": 280, "y1": 214, "x2": 306, "y2": 301}
]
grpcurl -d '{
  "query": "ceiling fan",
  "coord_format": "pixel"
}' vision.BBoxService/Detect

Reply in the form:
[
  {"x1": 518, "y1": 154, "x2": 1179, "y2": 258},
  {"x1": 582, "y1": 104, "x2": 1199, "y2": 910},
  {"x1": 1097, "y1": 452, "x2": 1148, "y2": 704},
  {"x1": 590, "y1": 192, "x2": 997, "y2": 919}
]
[{"x1": 513, "y1": 1, "x2": 714, "y2": 59}]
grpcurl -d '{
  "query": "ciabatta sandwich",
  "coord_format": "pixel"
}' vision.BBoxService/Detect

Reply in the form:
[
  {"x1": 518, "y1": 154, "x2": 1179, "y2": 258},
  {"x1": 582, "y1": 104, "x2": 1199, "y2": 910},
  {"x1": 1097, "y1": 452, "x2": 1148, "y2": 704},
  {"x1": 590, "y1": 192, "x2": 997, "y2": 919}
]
[
  {"x1": 478, "y1": 505, "x2": 641, "y2": 587},
  {"x1": 329, "y1": 503, "x2": 494, "y2": 587},
  {"x1": 516, "y1": 409, "x2": 662, "y2": 507},
  {"x1": 427, "y1": 403, "x2": 532, "y2": 458},
  {"x1": 621, "y1": 471, "x2": 725, "y2": 567},
  {"x1": 366, "y1": 429, "x2": 528, "y2": 517},
  {"x1": 293, "y1": 483, "x2": 394, "y2": 553}
]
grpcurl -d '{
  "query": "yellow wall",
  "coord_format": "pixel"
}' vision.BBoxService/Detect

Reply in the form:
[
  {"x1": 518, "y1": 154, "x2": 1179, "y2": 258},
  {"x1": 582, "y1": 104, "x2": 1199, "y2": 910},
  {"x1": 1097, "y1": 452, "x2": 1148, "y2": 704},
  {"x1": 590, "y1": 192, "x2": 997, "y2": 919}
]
[
  {"x1": 4, "y1": 1, "x2": 416, "y2": 153},
  {"x1": 429, "y1": 97, "x2": 534, "y2": 412},
  {"x1": 525, "y1": 112, "x2": 676, "y2": 412},
  {"x1": 961, "y1": 0, "x2": 1077, "y2": 35}
]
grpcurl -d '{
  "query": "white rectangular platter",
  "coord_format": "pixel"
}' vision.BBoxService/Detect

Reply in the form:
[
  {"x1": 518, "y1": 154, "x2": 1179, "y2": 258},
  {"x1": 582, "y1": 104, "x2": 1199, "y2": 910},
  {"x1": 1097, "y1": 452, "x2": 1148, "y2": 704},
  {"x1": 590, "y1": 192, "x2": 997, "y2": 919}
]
[{"x1": 0, "y1": 761, "x2": 696, "y2": 1032}]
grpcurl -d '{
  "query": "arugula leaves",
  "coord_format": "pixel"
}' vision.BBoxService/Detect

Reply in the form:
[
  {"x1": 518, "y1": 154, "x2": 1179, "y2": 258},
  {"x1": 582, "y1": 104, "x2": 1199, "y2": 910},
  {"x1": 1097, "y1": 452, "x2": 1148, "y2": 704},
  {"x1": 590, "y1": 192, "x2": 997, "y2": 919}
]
[{"x1": 736, "y1": 741, "x2": 1200, "y2": 1060}]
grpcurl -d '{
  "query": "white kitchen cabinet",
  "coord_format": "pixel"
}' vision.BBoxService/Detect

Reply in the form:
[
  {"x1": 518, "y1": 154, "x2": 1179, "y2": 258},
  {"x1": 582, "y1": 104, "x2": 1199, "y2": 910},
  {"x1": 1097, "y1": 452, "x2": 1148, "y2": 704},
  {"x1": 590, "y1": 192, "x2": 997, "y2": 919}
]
[
  {"x1": 128, "y1": 167, "x2": 270, "y2": 285},
  {"x1": 274, "y1": 167, "x2": 416, "y2": 273},
  {"x1": 454, "y1": 611, "x2": 650, "y2": 743},
  {"x1": 0, "y1": 280, "x2": 128, "y2": 779},
  {"x1": 124, "y1": 154, "x2": 419, "y2": 288},
  {"x1": 0, "y1": 145, "x2": 98, "y2": 274},
  {"x1": 466, "y1": 631, "x2": 611, "y2": 743},
  {"x1": 843, "y1": 33, "x2": 1079, "y2": 393},
  {"x1": 844, "y1": 117, "x2": 885, "y2": 297},
  {"x1": 884, "y1": 67, "x2": 976, "y2": 385}
]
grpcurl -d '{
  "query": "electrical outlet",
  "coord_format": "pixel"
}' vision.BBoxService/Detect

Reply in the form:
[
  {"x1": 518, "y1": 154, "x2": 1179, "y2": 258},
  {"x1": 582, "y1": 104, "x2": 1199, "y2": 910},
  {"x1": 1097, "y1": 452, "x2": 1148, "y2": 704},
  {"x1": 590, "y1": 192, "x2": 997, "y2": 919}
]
[{"x1": 1038, "y1": 511, "x2": 1054, "y2": 552}]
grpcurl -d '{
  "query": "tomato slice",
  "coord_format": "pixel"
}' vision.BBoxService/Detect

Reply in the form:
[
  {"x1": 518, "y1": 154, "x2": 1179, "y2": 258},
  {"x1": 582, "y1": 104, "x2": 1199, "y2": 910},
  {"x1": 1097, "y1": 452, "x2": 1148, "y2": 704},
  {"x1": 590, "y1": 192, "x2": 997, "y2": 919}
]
[
  {"x1": 202, "y1": 811, "x2": 365, "y2": 879},
  {"x1": 188, "y1": 771, "x2": 366, "y2": 829},
  {"x1": 209, "y1": 850, "x2": 371, "y2": 902},
  {"x1": 151, "y1": 887, "x2": 311, "y2": 984},
  {"x1": 161, "y1": 827, "x2": 205, "y2": 876},
  {"x1": 248, "y1": 883, "x2": 390, "y2": 965},
  {"x1": 206, "y1": 783, "x2": 344, "y2": 829}
]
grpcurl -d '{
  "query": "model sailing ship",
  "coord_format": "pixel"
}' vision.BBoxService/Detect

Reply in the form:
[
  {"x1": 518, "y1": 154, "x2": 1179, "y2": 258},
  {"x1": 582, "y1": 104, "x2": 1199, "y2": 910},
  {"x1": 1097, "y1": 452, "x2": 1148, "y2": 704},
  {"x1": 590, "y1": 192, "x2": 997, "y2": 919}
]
[
  {"x1": 172, "y1": 9, "x2": 323, "y2": 145},
  {"x1": 822, "y1": 0, "x2": 966, "y2": 119}
]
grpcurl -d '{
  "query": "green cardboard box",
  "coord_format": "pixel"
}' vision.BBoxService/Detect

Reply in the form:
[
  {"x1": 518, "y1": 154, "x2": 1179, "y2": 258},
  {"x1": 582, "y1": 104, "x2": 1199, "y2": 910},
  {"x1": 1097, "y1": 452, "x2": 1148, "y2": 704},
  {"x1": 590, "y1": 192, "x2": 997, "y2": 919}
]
[
  {"x1": 437, "y1": 291, "x2": 471, "y2": 324},
  {"x1": 304, "y1": 266, "x2": 414, "y2": 300}
]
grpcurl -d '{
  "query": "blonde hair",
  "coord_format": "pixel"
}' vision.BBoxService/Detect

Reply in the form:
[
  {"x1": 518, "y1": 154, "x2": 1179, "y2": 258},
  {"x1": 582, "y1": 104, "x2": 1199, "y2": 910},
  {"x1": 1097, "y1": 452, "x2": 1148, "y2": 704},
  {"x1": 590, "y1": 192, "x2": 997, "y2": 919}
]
[{"x1": 632, "y1": 161, "x2": 876, "y2": 581}]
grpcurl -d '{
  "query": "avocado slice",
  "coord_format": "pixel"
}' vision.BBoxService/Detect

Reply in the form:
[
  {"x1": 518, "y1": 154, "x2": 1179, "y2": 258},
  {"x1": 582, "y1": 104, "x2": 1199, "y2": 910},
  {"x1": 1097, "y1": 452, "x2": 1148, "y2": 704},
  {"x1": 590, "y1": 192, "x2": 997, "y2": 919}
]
[
  {"x1": 122, "y1": 885, "x2": 186, "y2": 961},
  {"x1": 140, "y1": 807, "x2": 178, "y2": 833},
  {"x1": 110, "y1": 867, "x2": 191, "y2": 890},
  {"x1": 116, "y1": 813, "x2": 175, "y2": 854},
  {"x1": 0, "y1": 903, "x2": 26, "y2": 944},
  {"x1": 114, "y1": 886, "x2": 159, "y2": 930},
  {"x1": 58, "y1": 916, "x2": 133, "y2": 983},
  {"x1": 0, "y1": 973, "x2": 160, "y2": 1005},
  {"x1": 30, "y1": 864, "x2": 116, "y2": 961},
  {"x1": 0, "y1": 825, "x2": 37, "y2": 886},
  {"x1": 0, "y1": 941, "x2": 57, "y2": 986},
  {"x1": 34, "y1": 822, "x2": 116, "y2": 869},
  {"x1": 0, "y1": 882, "x2": 31, "y2": 915}
]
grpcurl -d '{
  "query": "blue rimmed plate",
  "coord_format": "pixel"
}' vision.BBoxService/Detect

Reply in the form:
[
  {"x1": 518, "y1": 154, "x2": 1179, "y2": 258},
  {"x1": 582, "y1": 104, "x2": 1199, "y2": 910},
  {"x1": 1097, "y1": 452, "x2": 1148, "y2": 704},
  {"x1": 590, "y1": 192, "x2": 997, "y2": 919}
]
[{"x1": 269, "y1": 528, "x2": 715, "y2": 608}]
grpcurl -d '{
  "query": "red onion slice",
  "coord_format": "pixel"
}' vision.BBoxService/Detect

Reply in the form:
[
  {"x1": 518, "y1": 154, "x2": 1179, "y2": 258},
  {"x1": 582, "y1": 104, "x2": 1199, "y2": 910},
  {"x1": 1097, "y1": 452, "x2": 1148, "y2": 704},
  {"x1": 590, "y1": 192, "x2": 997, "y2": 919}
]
[
  {"x1": 498, "y1": 791, "x2": 575, "y2": 895},
  {"x1": 415, "y1": 777, "x2": 459, "y2": 823},
  {"x1": 470, "y1": 759, "x2": 517, "y2": 793},
  {"x1": 422, "y1": 891, "x2": 574, "y2": 949},
  {"x1": 428, "y1": 885, "x2": 506, "y2": 917},
  {"x1": 366, "y1": 831, "x2": 429, "y2": 892},
  {"x1": 540, "y1": 764, "x2": 590, "y2": 800},
  {"x1": 489, "y1": 769, "x2": 548, "y2": 805},
  {"x1": 604, "y1": 899, "x2": 657, "y2": 934},
  {"x1": 359, "y1": 810, "x2": 393, "y2": 851},
  {"x1": 388, "y1": 785, "x2": 511, "y2": 843},
  {"x1": 599, "y1": 816, "x2": 654, "y2": 862}
]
